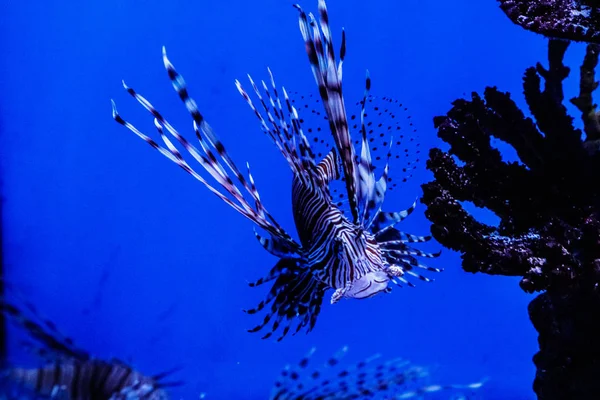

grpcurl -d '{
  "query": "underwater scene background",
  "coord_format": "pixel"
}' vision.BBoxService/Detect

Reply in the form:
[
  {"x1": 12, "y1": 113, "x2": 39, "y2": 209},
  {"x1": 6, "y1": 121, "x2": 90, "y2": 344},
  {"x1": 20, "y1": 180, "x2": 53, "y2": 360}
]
[{"x1": 2, "y1": 0, "x2": 594, "y2": 398}]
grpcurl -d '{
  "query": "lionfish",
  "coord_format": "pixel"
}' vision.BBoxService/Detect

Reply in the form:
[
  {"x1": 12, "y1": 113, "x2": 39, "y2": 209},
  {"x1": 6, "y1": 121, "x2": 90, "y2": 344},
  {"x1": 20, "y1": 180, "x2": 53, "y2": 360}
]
[
  {"x1": 111, "y1": 0, "x2": 441, "y2": 341},
  {"x1": 270, "y1": 347, "x2": 486, "y2": 400},
  {"x1": 0, "y1": 289, "x2": 180, "y2": 399}
]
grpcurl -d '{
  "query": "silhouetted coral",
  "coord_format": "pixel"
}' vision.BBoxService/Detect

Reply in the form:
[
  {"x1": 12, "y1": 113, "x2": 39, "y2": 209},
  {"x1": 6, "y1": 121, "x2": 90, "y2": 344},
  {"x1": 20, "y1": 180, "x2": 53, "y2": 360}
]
[
  {"x1": 421, "y1": 39, "x2": 600, "y2": 399},
  {"x1": 498, "y1": 0, "x2": 600, "y2": 44},
  {"x1": 423, "y1": 39, "x2": 600, "y2": 293}
]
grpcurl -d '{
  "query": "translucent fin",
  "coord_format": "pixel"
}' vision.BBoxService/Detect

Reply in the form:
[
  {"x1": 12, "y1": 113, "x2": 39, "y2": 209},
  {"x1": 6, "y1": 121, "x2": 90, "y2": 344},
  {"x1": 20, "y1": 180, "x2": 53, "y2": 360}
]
[
  {"x1": 294, "y1": 0, "x2": 361, "y2": 223},
  {"x1": 0, "y1": 286, "x2": 90, "y2": 363},
  {"x1": 270, "y1": 346, "x2": 487, "y2": 400},
  {"x1": 244, "y1": 259, "x2": 327, "y2": 341},
  {"x1": 112, "y1": 47, "x2": 300, "y2": 251}
]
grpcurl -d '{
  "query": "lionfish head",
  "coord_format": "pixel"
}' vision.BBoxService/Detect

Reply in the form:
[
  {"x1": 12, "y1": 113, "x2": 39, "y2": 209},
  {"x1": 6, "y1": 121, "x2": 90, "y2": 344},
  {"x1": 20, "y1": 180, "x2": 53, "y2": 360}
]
[
  {"x1": 329, "y1": 229, "x2": 392, "y2": 304},
  {"x1": 330, "y1": 270, "x2": 391, "y2": 304}
]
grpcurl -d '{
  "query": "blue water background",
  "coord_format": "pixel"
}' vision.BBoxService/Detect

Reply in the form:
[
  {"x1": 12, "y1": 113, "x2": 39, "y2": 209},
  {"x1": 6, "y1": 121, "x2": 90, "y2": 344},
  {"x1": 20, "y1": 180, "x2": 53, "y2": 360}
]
[{"x1": 0, "y1": 1, "x2": 589, "y2": 398}]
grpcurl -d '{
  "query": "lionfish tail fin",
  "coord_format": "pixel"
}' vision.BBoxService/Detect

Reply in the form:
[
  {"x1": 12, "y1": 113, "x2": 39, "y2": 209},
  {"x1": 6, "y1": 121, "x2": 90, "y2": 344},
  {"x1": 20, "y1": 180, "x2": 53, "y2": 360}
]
[
  {"x1": 112, "y1": 47, "x2": 300, "y2": 251},
  {"x1": 254, "y1": 229, "x2": 300, "y2": 259},
  {"x1": 294, "y1": 0, "x2": 361, "y2": 223}
]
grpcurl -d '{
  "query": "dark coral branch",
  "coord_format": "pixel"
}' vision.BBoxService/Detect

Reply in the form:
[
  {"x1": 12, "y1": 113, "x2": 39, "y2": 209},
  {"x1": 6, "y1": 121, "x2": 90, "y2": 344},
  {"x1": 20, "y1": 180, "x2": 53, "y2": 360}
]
[
  {"x1": 422, "y1": 37, "x2": 600, "y2": 400},
  {"x1": 536, "y1": 39, "x2": 570, "y2": 104},
  {"x1": 423, "y1": 151, "x2": 539, "y2": 278},
  {"x1": 529, "y1": 289, "x2": 600, "y2": 399},
  {"x1": 498, "y1": 0, "x2": 600, "y2": 44},
  {"x1": 571, "y1": 44, "x2": 600, "y2": 144},
  {"x1": 524, "y1": 41, "x2": 584, "y2": 157},
  {"x1": 477, "y1": 87, "x2": 545, "y2": 170},
  {"x1": 422, "y1": 38, "x2": 600, "y2": 292},
  {"x1": 421, "y1": 6, "x2": 600, "y2": 393}
]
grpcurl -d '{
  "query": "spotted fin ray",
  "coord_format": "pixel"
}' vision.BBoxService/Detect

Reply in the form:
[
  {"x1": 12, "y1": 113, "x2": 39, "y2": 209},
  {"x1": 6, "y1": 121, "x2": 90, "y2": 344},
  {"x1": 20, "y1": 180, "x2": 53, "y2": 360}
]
[
  {"x1": 243, "y1": 259, "x2": 327, "y2": 342},
  {"x1": 235, "y1": 69, "x2": 318, "y2": 183},
  {"x1": 270, "y1": 346, "x2": 487, "y2": 400},
  {"x1": 112, "y1": 47, "x2": 300, "y2": 252},
  {"x1": 290, "y1": 91, "x2": 422, "y2": 221}
]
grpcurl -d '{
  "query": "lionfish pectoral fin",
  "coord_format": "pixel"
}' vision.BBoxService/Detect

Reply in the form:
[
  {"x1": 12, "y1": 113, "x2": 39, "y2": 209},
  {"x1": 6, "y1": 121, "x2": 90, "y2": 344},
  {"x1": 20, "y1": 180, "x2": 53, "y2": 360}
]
[
  {"x1": 151, "y1": 365, "x2": 184, "y2": 381},
  {"x1": 246, "y1": 265, "x2": 327, "y2": 341},
  {"x1": 295, "y1": 1, "x2": 361, "y2": 223},
  {"x1": 396, "y1": 378, "x2": 488, "y2": 399},
  {"x1": 355, "y1": 71, "x2": 381, "y2": 226},
  {"x1": 330, "y1": 287, "x2": 347, "y2": 304},
  {"x1": 373, "y1": 198, "x2": 419, "y2": 234},
  {"x1": 156, "y1": 380, "x2": 185, "y2": 388},
  {"x1": 271, "y1": 346, "x2": 477, "y2": 400},
  {"x1": 112, "y1": 48, "x2": 300, "y2": 251},
  {"x1": 367, "y1": 173, "x2": 387, "y2": 221},
  {"x1": 364, "y1": 131, "x2": 394, "y2": 230},
  {"x1": 246, "y1": 258, "x2": 299, "y2": 290},
  {"x1": 254, "y1": 229, "x2": 300, "y2": 258},
  {"x1": 236, "y1": 68, "x2": 319, "y2": 185}
]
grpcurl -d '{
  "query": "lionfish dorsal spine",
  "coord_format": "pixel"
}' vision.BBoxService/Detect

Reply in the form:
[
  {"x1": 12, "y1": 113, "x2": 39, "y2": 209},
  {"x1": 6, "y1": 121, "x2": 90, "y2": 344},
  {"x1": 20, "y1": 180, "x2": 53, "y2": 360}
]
[
  {"x1": 236, "y1": 70, "x2": 320, "y2": 188},
  {"x1": 356, "y1": 71, "x2": 378, "y2": 226},
  {"x1": 254, "y1": 229, "x2": 300, "y2": 258},
  {"x1": 235, "y1": 77, "x2": 300, "y2": 173},
  {"x1": 282, "y1": 86, "x2": 318, "y2": 172},
  {"x1": 294, "y1": 0, "x2": 361, "y2": 224},
  {"x1": 365, "y1": 137, "x2": 394, "y2": 229}
]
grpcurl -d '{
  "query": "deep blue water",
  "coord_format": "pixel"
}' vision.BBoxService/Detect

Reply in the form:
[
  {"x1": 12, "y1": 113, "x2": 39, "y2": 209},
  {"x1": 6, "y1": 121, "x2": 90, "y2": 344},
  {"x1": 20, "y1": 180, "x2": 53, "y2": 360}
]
[{"x1": 0, "y1": 0, "x2": 590, "y2": 399}]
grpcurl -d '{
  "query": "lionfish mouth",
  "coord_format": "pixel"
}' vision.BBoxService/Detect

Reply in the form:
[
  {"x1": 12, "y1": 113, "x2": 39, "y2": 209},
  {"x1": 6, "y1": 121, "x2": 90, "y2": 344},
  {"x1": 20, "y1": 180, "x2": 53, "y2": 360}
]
[{"x1": 330, "y1": 270, "x2": 391, "y2": 304}]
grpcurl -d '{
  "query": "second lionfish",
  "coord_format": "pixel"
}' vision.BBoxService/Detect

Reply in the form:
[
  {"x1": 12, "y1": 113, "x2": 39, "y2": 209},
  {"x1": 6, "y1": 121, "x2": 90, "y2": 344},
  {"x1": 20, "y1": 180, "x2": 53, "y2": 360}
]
[
  {"x1": 0, "y1": 286, "x2": 181, "y2": 400},
  {"x1": 111, "y1": 0, "x2": 441, "y2": 340},
  {"x1": 270, "y1": 347, "x2": 486, "y2": 400}
]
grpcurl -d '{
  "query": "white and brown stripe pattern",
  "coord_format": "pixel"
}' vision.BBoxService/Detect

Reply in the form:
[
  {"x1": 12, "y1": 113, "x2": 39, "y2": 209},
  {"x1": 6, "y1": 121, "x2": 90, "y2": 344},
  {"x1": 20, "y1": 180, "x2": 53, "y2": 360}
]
[
  {"x1": 112, "y1": 47, "x2": 300, "y2": 253},
  {"x1": 0, "y1": 295, "x2": 179, "y2": 400},
  {"x1": 293, "y1": 0, "x2": 360, "y2": 224},
  {"x1": 5, "y1": 360, "x2": 170, "y2": 400},
  {"x1": 110, "y1": 0, "x2": 442, "y2": 341}
]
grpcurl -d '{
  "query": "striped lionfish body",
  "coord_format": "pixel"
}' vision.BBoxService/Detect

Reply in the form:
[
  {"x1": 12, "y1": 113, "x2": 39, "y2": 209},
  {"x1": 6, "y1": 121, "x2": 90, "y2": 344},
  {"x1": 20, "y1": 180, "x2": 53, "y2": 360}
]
[
  {"x1": 4, "y1": 360, "x2": 168, "y2": 400},
  {"x1": 0, "y1": 294, "x2": 177, "y2": 400},
  {"x1": 270, "y1": 347, "x2": 486, "y2": 400},
  {"x1": 111, "y1": 0, "x2": 440, "y2": 341}
]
